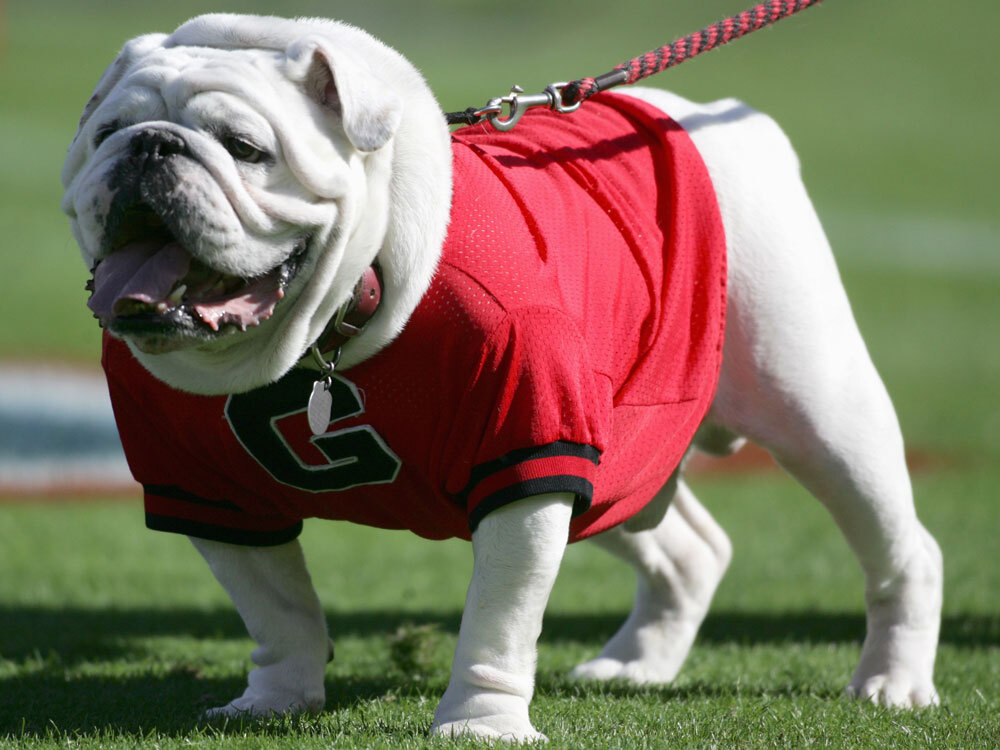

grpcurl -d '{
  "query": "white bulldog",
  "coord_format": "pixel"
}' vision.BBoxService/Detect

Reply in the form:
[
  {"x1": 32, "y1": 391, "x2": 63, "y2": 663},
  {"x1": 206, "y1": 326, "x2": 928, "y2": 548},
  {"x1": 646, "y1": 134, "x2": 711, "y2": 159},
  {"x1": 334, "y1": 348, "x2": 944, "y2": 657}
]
[{"x1": 61, "y1": 13, "x2": 942, "y2": 742}]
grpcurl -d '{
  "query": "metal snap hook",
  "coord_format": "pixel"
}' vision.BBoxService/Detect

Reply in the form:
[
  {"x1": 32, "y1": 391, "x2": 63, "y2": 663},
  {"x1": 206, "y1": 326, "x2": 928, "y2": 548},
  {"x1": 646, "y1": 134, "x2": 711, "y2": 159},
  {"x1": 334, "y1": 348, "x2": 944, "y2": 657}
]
[
  {"x1": 487, "y1": 86, "x2": 560, "y2": 132},
  {"x1": 310, "y1": 343, "x2": 342, "y2": 376}
]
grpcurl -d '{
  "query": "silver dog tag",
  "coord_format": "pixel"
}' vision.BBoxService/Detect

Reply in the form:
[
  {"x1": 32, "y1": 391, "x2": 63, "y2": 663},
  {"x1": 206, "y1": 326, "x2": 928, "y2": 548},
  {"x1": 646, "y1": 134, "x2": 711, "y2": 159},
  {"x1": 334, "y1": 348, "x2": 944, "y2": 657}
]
[{"x1": 308, "y1": 379, "x2": 333, "y2": 436}]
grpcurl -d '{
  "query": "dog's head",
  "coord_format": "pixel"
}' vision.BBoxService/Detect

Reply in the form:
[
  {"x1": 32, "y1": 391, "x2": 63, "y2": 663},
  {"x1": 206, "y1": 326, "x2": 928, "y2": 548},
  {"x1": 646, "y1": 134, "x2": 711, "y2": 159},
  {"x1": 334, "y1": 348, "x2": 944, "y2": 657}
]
[{"x1": 62, "y1": 14, "x2": 451, "y2": 394}]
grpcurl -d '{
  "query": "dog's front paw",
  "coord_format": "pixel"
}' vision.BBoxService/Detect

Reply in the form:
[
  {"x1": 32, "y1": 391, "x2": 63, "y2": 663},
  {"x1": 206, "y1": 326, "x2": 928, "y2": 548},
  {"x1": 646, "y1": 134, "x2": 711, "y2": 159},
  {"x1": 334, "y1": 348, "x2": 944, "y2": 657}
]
[
  {"x1": 202, "y1": 685, "x2": 325, "y2": 720},
  {"x1": 430, "y1": 689, "x2": 546, "y2": 743},
  {"x1": 430, "y1": 718, "x2": 547, "y2": 744}
]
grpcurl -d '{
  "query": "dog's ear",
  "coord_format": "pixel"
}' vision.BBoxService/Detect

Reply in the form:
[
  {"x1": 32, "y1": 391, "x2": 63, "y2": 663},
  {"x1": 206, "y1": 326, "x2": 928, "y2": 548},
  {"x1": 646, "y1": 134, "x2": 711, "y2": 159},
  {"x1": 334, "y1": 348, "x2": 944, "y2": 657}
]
[
  {"x1": 63, "y1": 33, "x2": 167, "y2": 191},
  {"x1": 287, "y1": 38, "x2": 402, "y2": 153},
  {"x1": 74, "y1": 34, "x2": 167, "y2": 137}
]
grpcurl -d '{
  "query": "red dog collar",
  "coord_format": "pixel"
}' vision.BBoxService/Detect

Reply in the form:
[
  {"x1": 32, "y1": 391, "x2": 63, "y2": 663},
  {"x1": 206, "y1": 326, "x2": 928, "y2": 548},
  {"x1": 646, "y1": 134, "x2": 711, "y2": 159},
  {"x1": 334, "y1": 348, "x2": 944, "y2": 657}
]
[{"x1": 314, "y1": 264, "x2": 383, "y2": 358}]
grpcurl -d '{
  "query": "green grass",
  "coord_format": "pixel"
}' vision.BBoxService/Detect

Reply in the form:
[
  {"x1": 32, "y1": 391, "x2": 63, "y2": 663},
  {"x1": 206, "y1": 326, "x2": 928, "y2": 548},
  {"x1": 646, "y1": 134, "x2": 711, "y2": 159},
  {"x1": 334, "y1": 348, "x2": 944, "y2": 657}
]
[
  {"x1": 2, "y1": 471, "x2": 999, "y2": 748},
  {"x1": 2, "y1": 0, "x2": 999, "y2": 746}
]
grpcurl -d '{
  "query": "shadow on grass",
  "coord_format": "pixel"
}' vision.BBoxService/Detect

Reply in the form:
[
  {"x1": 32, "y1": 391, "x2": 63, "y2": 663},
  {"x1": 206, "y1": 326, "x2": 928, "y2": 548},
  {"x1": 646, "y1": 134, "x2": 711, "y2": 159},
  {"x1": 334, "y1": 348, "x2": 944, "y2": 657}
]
[
  {"x1": 2, "y1": 605, "x2": 996, "y2": 735},
  {"x1": 1, "y1": 605, "x2": 995, "y2": 660},
  {"x1": 535, "y1": 674, "x2": 847, "y2": 703},
  {"x1": 0, "y1": 670, "x2": 408, "y2": 736}
]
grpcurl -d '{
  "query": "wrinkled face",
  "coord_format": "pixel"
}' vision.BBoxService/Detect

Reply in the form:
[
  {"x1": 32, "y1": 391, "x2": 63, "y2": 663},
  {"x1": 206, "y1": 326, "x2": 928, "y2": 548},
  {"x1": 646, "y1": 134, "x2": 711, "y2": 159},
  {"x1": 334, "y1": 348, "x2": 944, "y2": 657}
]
[{"x1": 61, "y1": 25, "x2": 402, "y2": 393}]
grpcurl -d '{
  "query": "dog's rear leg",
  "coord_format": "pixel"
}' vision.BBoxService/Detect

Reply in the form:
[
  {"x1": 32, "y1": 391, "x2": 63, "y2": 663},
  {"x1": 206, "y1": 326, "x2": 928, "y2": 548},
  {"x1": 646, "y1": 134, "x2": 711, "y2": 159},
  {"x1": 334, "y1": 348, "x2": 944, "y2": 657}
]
[
  {"x1": 191, "y1": 537, "x2": 330, "y2": 717},
  {"x1": 613, "y1": 87, "x2": 941, "y2": 706},
  {"x1": 701, "y1": 115, "x2": 943, "y2": 707},
  {"x1": 711, "y1": 348, "x2": 943, "y2": 707},
  {"x1": 571, "y1": 479, "x2": 732, "y2": 684}
]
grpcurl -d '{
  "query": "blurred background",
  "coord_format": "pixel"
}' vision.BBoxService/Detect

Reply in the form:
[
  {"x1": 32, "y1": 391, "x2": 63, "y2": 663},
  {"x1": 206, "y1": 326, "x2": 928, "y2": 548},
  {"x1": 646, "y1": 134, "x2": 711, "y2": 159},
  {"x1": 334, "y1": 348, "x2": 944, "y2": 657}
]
[
  {"x1": 0, "y1": 3, "x2": 998, "y2": 740},
  {"x1": 0, "y1": 0, "x2": 996, "y2": 584}
]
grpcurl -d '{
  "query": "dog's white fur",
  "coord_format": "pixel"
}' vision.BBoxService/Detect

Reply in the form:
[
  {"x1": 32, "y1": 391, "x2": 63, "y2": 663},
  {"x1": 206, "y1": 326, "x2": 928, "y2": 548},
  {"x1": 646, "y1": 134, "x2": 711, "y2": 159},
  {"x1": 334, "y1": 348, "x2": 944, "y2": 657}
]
[
  {"x1": 62, "y1": 14, "x2": 943, "y2": 742},
  {"x1": 62, "y1": 15, "x2": 450, "y2": 393}
]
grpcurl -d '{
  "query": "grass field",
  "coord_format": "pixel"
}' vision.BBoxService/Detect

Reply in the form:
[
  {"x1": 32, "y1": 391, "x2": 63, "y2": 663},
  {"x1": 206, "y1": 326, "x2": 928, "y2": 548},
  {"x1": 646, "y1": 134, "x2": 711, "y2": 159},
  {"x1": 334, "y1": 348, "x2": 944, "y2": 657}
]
[
  {"x1": 2, "y1": 474, "x2": 999, "y2": 748},
  {"x1": 2, "y1": 0, "x2": 998, "y2": 747}
]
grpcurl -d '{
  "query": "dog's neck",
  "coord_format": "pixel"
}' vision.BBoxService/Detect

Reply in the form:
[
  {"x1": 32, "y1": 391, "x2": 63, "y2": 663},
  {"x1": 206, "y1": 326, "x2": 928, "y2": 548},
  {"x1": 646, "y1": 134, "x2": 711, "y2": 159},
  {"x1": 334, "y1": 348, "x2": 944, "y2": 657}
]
[
  {"x1": 312, "y1": 264, "x2": 383, "y2": 359},
  {"x1": 321, "y1": 99, "x2": 453, "y2": 372}
]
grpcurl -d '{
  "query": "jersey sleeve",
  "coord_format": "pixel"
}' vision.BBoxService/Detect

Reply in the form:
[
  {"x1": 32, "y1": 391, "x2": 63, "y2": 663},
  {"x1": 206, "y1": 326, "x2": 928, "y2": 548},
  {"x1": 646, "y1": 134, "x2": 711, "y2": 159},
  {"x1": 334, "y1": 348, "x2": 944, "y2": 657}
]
[
  {"x1": 102, "y1": 335, "x2": 303, "y2": 547},
  {"x1": 443, "y1": 307, "x2": 610, "y2": 531}
]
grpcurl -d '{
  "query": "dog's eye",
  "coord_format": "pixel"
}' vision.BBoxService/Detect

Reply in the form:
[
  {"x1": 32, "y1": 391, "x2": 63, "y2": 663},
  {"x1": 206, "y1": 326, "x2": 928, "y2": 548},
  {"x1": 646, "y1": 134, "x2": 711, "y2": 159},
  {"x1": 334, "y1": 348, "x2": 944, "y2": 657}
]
[
  {"x1": 93, "y1": 121, "x2": 120, "y2": 148},
  {"x1": 224, "y1": 136, "x2": 266, "y2": 164}
]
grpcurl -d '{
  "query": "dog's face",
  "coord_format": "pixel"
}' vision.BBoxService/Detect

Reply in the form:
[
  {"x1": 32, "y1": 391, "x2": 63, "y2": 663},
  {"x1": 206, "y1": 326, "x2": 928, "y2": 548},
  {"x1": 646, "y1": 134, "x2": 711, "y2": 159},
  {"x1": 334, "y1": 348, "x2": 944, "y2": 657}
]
[{"x1": 61, "y1": 14, "x2": 450, "y2": 394}]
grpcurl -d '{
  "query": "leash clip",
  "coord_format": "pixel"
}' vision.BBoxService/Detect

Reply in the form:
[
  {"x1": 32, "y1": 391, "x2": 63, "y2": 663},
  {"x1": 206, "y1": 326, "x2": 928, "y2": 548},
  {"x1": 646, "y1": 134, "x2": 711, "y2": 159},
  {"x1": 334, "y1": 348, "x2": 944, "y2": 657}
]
[
  {"x1": 480, "y1": 82, "x2": 582, "y2": 132},
  {"x1": 310, "y1": 343, "x2": 342, "y2": 376}
]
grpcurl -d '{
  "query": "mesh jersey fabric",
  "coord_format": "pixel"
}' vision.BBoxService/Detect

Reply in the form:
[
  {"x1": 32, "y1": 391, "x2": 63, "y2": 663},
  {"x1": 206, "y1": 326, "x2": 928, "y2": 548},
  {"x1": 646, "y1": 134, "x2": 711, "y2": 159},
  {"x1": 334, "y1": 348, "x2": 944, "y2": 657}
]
[{"x1": 101, "y1": 92, "x2": 727, "y2": 546}]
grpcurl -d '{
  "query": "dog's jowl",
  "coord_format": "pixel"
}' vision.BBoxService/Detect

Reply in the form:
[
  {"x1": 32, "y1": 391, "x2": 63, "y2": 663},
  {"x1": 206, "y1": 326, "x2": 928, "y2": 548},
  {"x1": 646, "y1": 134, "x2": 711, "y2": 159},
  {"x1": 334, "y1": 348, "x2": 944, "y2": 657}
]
[{"x1": 62, "y1": 13, "x2": 942, "y2": 742}]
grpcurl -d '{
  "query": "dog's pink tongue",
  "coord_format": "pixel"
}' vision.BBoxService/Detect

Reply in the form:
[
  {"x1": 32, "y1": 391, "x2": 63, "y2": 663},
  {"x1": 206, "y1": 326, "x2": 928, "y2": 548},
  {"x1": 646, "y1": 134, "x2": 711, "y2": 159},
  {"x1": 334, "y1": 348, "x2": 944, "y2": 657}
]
[
  {"x1": 191, "y1": 277, "x2": 284, "y2": 331},
  {"x1": 87, "y1": 240, "x2": 191, "y2": 321}
]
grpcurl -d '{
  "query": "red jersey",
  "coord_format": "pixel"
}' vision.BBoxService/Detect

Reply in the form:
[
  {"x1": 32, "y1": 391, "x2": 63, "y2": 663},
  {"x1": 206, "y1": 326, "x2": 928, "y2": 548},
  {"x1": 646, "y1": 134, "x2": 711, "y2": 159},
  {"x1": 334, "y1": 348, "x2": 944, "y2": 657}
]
[{"x1": 103, "y1": 93, "x2": 727, "y2": 546}]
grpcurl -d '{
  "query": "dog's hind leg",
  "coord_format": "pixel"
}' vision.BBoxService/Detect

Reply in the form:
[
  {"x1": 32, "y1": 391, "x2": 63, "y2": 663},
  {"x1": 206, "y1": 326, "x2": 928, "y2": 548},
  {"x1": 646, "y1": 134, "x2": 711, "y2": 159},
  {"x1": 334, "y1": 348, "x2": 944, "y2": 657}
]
[
  {"x1": 708, "y1": 315, "x2": 944, "y2": 707},
  {"x1": 708, "y1": 337, "x2": 944, "y2": 709},
  {"x1": 191, "y1": 537, "x2": 330, "y2": 717},
  {"x1": 667, "y1": 91, "x2": 942, "y2": 707},
  {"x1": 571, "y1": 477, "x2": 732, "y2": 684},
  {"x1": 618, "y1": 88, "x2": 941, "y2": 707}
]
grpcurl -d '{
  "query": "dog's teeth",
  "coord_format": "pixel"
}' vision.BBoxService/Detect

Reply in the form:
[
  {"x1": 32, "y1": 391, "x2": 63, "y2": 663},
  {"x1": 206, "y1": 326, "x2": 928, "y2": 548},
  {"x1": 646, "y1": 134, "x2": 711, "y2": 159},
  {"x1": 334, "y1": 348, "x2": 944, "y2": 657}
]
[
  {"x1": 155, "y1": 302, "x2": 169, "y2": 313},
  {"x1": 211, "y1": 279, "x2": 227, "y2": 296},
  {"x1": 168, "y1": 284, "x2": 187, "y2": 303}
]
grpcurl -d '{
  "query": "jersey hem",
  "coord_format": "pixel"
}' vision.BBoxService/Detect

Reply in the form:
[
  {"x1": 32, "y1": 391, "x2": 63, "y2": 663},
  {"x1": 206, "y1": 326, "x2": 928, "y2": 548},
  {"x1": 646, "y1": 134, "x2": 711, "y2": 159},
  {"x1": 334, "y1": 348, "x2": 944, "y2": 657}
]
[
  {"x1": 145, "y1": 513, "x2": 304, "y2": 547},
  {"x1": 467, "y1": 475, "x2": 594, "y2": 533},
  {"x1": 457, "y1": 441, "x2": 600, "y2": 499}
]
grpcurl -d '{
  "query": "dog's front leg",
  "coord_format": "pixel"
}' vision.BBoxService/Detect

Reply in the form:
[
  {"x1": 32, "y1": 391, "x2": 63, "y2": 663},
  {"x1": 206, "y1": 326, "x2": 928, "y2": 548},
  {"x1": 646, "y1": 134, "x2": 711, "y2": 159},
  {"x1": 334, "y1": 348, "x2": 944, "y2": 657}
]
[
  {"x1": 190, "y1": 537, "x2": 330, "y2": 717},
  {"x1": 431, "y1": 494, "x2": 574, "y2": 743}
]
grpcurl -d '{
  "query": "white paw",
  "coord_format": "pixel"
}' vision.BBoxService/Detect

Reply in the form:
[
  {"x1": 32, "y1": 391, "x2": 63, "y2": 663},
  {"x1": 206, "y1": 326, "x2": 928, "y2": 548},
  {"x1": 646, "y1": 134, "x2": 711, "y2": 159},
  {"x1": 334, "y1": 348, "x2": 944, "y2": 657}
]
[
  {"x1": 202, "y1": 689, "x2": 324, "y2": 720},
  {"x1": 570, "y1": 653, "x2": 684, "y2": 685},
  {"x1": 431, "y1": 688, "x2": 544, "y2": 743},
  {"x1": 845, "y1": 619, "x2": 940, "y2": 709},
  {"x1": 570, "y1": 615, "x2": 701, "y2": 686},
  {"x1": 430, "y1": 719, "x2": 547, "y2": 743},
  {"x1": 570, "y1": 657, "x2": 631, "y2": 682},
  {"x1": 845, "y1": 673, "x2": 939, "y2": 708},
  {"x1": 847, "y1": 528, "x2": 942, "y2": 709},
  {"x1": 845, "y1": 618, "x2": 940, "y2": 708}
]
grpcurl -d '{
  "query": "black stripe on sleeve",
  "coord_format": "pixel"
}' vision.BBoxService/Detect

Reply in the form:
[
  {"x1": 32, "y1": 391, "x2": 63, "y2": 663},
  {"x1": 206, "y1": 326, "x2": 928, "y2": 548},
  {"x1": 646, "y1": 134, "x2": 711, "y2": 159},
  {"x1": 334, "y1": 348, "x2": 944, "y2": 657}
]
[
  {"x1": 145, "y1": 513, "x2": 303, "y2": 547},
  {"x1": 457, "y1": 441, "x2": 600, "y2": 502},
  {"x1": 467, "y1": 475, "x2": 594, "y2": 534},
  {"x1": 143, "y1": 484, "x2": 245, "y2": 512}
]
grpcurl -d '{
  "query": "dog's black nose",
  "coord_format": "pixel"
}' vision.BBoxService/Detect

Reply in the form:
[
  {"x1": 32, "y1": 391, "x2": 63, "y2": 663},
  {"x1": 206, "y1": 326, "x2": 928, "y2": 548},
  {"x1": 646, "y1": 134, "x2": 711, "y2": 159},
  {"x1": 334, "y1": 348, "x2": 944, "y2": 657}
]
[{"x1": 129, "y1": 128, "x2": 188, "y2": 160}]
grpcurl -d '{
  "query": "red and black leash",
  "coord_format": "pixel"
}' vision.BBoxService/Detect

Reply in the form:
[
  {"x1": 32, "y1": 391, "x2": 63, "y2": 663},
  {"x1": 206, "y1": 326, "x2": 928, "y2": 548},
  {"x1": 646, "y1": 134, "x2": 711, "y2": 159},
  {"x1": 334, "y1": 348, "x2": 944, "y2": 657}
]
[
  {"x1": 446, "y1": 0, "x2": 825, "y2": 130},
  {"x1": 310, "y1": 1, "x2": 826, "y2": 393}
]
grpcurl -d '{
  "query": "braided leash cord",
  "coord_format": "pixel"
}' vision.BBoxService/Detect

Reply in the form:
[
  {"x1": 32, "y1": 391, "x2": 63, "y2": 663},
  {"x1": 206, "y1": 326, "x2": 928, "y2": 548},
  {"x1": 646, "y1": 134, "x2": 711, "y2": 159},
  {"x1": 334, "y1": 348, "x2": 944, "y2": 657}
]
[
  {"x1": 561, "y1": 0, "x2": 825, "y2": 106},
  {"x1": 445, "y1": 0, "x2": 824, "y2": 127}
]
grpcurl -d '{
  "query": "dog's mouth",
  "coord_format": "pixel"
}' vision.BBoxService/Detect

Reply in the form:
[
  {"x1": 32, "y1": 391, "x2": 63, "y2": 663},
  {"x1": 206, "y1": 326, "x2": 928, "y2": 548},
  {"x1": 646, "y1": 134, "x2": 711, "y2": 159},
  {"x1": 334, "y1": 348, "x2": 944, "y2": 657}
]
[{"x1": 87, "y1": 204, "x2": 307, "y2": 352}]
